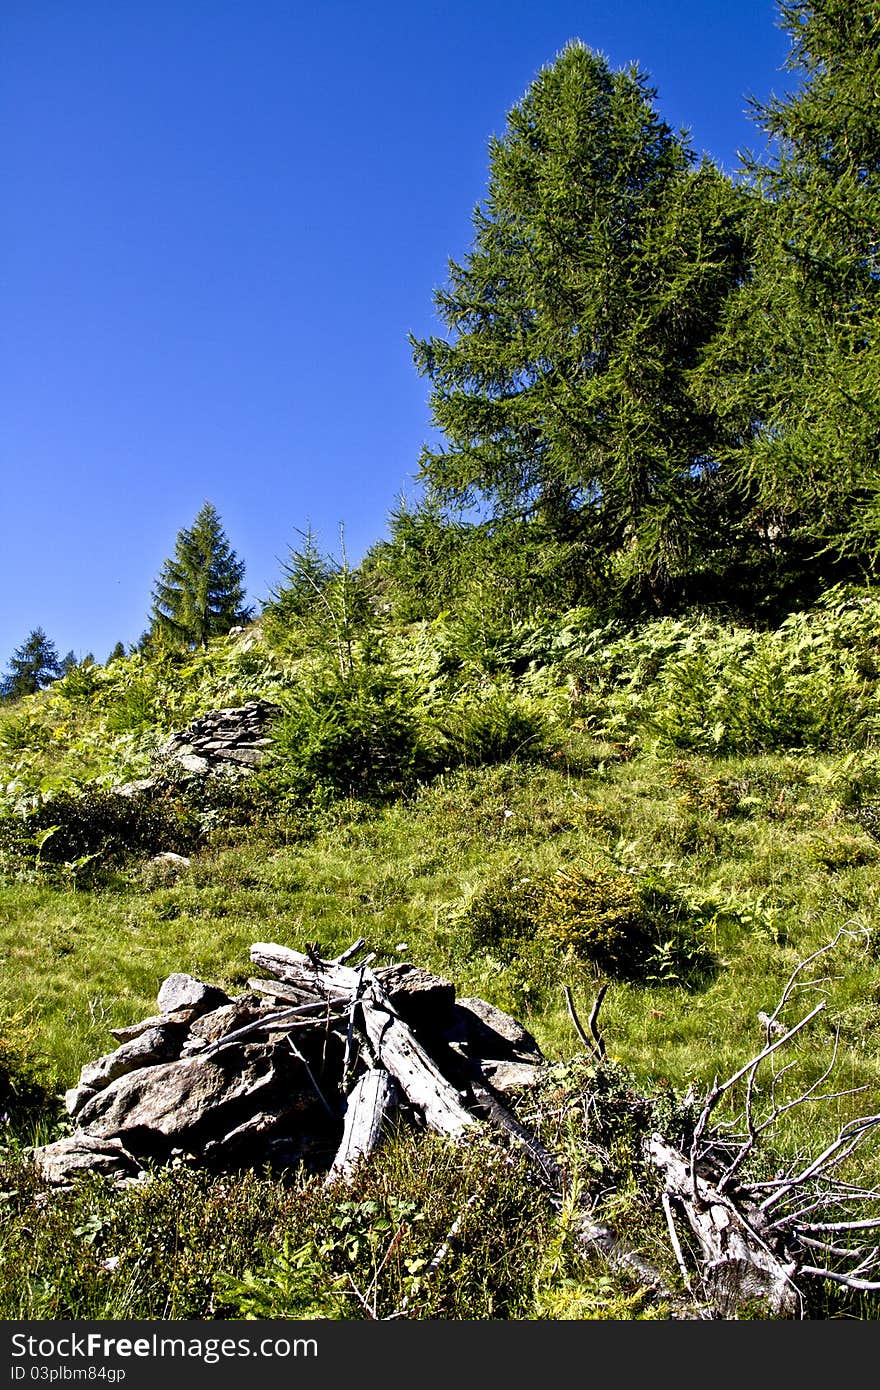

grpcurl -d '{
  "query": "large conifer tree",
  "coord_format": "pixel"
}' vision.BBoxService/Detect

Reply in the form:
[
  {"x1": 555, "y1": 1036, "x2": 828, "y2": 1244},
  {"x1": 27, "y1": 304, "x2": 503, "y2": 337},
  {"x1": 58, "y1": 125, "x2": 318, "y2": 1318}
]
[
  {"x1": 150, "y1": 502, "x2": 251, "y2": 649},
  {"x1": 411, "y1": 42, "x2": 749, "y2": 607},
  {"x1": 701, "y1": 0, "x2": 880, "y2": 581}
]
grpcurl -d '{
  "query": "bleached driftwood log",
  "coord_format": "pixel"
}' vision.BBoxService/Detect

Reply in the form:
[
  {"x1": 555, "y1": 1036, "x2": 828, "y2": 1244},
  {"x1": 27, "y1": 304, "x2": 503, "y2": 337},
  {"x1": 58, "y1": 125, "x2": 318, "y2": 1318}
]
[
  {"x1": 325, "y1": 1069, "x2": 399, "y2": 1185},
  {"x1": 250, "y1": 942, "x2": 478, "y2": 1140},
  {"x1": 361, "y1": 992, "x2": 478, "y2": 1138}
]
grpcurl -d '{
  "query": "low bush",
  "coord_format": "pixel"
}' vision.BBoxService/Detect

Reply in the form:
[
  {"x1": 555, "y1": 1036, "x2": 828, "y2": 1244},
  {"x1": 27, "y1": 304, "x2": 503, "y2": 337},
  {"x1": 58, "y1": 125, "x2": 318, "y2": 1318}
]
[
  {"x1": 262, "y1": 662, "x2": 435, "y2": 804},
  {"x1": 2, "y1": 785, "x2": 203, "y2": 878},
  {"x1": 438, "y1": 687, "x2": 550, "y2": 766},
  {"x1": 461, "y1": 858, "x2": 715, "y2": 986}
]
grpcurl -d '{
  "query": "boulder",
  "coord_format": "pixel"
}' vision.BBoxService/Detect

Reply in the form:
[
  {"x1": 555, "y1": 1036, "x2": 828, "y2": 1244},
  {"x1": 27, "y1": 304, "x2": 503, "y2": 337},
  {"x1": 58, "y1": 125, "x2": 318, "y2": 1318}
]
[
  {"x1": 74, "y1": 1045, "x2": 294, "y2": 1155},
  {"x1": 110, "y1": 1007, "x2": 198, "y2": 1043},
  {"x1": 375, "y1": 962, "x2": 457, "y2": 1031},
  {"x1": 77, "y1": 1024, "x2": 187, "y2": 1092},
  {"x1": 31, "y1": 1134, "x2": 141, "y2": 1187},
  {"x1": 445, "y1": 997, "x2": 544, "y2": 1064},
  {"x1": 156, "y1": 973, "x2": 229, "y2": 1015}
]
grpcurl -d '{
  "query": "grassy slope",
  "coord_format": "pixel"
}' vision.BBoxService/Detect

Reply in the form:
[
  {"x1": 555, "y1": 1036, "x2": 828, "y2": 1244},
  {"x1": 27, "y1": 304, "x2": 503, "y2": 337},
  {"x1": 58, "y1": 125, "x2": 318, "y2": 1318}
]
[{"x1": 2, "y1": 595, "x2": 880, "y2": 1318}]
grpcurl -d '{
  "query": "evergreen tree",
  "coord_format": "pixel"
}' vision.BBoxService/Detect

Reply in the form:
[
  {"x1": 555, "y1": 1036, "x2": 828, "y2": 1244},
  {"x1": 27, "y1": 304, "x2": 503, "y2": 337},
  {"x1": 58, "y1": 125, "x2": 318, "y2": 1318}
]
[
  {"x1": 0, "y1": 628, "x2": 63, "y2": 699},
  {"x1": 106, "y1": 641, "x2": 127, "y2": 664},
  {"x1": 411, "y1": 42, "x2": 750, "y2": 608},
  {"x1": 702, "y1": 0, "x2": 880, "y2": 582},
  {"x1": 150, "y1": 502, "x2": 252, "y2": 649}
]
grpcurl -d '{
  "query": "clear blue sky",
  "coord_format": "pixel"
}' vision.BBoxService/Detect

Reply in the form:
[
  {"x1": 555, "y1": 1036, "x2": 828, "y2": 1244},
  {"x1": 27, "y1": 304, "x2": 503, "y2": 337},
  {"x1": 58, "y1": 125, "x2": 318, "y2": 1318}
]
[{"x1": 1, "y1": 0, "x2": 795, "y2": 665}]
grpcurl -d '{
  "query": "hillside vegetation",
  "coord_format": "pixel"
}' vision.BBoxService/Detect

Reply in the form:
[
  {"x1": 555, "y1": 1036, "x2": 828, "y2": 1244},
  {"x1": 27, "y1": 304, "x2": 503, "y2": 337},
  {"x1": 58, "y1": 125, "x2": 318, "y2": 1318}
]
[{"x1": 2, "y1": 586, "x2": 880, "y2": 1318}]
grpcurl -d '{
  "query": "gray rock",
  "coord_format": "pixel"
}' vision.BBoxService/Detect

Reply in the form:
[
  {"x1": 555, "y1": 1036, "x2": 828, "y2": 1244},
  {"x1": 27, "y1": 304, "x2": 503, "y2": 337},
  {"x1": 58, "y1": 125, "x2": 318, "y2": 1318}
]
[
  {"x1": 74, "y1": 1046, "x2": 286, "y2": 1151},
  {"x1": 446, "y1": 997, "x2": 544, "y2": 1064},
  {"x1": 65, "y1": 1084, "x2": 98, "y2": 1117},
  {"x1": 113, "y1": 778, "x2": 157, "y2": 798},
  {"x1": 157, "y1": 973, "x2": 229, "y2": 1015},
  {"x1": 31, "y1": 1134, "x2": 141, "y2": 1186},
  {"x1": 110, "y1": 1007, "x2": 197, "y2": 1042},
  {"x1": 186, "y1": 995, "x2": 273, "y2": 1045},
  {"x1": 478, "y1": 1060, "x2": 545, "y2": 1092},
  {"x1": 148, "y1": 852, "x2": 191, "y2": 869},
  {"x1": 375, "y1": 962, "x2": 457, "y2": 1031},
  {"x1": 154, "y1": 700, "x2": 282, "y2": 778},
  {"x1": 78, "y1": 1024, "x2": 186, "y2": 1093}
]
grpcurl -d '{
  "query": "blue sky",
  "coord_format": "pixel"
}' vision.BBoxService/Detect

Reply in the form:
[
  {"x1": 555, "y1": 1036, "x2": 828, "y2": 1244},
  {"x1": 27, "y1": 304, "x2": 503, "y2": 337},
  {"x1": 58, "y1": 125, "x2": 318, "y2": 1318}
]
[{"x1": 0, "y1": 1, "x2": 795, "y2": 664}]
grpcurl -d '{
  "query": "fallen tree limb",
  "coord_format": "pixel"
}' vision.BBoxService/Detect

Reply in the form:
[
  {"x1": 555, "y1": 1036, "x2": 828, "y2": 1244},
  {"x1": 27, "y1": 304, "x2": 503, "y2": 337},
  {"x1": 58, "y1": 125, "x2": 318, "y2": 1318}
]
[
  {"x1": 326, "y1": 1069, "x2": 399, "y2": 1185},
  {"x1": 361, "y1": 992, "x2": 477, "y2": 1139},
  {"x1": 647, "y1": 1133, "x2": 801, "y2": 1317}
]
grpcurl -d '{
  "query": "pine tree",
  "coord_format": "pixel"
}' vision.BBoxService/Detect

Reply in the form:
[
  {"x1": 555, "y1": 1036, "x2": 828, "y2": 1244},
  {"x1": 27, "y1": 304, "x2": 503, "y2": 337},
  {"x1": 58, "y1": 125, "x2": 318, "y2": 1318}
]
[
  {"x1": 150, "y1": 502, "x2": 252, "y2": 649},
  {"x1": 411, "y1": 42, "x2": 750, "y2": 608},
  {"x1": 0, "y1": 628, "x2": 63, "y2": 699}
]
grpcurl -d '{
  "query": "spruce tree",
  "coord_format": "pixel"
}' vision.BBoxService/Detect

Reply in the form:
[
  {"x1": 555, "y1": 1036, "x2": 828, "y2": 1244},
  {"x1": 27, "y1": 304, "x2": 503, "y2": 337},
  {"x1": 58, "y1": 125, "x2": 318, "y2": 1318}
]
[
  {"x1": 150, "y1": 502, "x2": 251, "y2": 649},
  {"x1": 0, "y1": 628, "x2": 63, "y2": 699},
  {"x1": 411, "y1": 42, "x2": 749, "y2": 608}
]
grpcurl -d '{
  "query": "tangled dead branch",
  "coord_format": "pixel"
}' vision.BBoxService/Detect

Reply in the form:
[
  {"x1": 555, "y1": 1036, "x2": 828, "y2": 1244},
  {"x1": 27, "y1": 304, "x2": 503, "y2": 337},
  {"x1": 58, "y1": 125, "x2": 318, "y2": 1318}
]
[{"x1": 645, "y1": 927, "x2": 880, "y2": 1316}]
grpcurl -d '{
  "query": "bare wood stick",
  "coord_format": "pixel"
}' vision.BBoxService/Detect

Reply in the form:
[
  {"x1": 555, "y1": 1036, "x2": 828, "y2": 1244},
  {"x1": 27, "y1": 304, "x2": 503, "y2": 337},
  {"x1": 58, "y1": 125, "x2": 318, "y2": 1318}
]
[
  {"x1": 763, "y1": 927, "x2": 868, "y2": 1035},
  {"x1": 662, "y1": 1191, "x2": 695, "y2": 1296},
  {"x1": 200, "y1": 1000, "x2": 346, "y2": 1057},
  {"x1": 690, "y1": 1002, "x2": 826, "y2": 1191},
  {"x1": 468, "y1": 1066, "x2": 564, "y2": 1189},
  {"x1": 759, "y1": 1112, "x2": 880, "y2": 1214},
  {"x1": 334, "y1": 938, "x2": 367, "y2": 965},
  {"x1": 799, "y1": 1216, "x2": 880, "y2": 1233},
  {"x1": 342, "y1": 965, "x2": 367, "y2": 1091},
  {"x1": 797, "y1": 1265, "x2": 880, "y2": 1292},
  {"x1": 325, "y1": 1069, "x2": 398, "y2": 1186},
  {"x1": 250, "y1": 943, "x2": 364, "y2": 998},
  {"x1": 247, "y1": 978, "x2": 316, "y2": 1004},
  {"x1": 588, "y1": 983, "x2": 609, "y2": 1059},
  {"x1": 286, "y1": 1036, "x2": 335, "y2": 1117},
  {"x1": 562, "y1": 982, "x2": 607, "y2": 1059}
]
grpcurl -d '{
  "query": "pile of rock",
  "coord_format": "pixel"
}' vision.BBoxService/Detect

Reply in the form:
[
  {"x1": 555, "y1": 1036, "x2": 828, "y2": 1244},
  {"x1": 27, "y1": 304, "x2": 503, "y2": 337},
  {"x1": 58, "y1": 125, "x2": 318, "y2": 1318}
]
[
  {"x1": 155, "y1": 698, "x2": 282, "y2": 775},
  {"x1": 32, "y1": 941, "x2": 545, "y2": 1189}
]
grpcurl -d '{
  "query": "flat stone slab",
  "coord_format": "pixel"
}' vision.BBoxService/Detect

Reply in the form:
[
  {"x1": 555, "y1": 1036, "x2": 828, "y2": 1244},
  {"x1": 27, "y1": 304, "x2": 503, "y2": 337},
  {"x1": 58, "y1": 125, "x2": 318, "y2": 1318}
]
[{"x1": 31, "y1": 1134, "x2": 141, "y2": 1187}]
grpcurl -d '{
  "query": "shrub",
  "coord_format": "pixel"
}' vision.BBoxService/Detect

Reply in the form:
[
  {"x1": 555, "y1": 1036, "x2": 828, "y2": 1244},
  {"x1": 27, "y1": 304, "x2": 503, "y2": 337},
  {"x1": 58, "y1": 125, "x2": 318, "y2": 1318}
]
[
  {"x1": 461, "y1": 859, "x2": 715, "y2": 986},
  {"x1": 5, "y1": 785, "x2": 202, "y2": 875},
  {"x1": 0, "y1": 1009, "x2": 58, "y2": 1133},
  {"x1": 538, "y1": 863, "x2": 654, "y2": 974},
  {"x1": 460, "y1": 873, "x2": 546, "y2": 961},
  {"x1": 263, "y1": 663, "x2": 434, "y2": 804},
  {"x1": 438, "y1": 687, "x2": 549, "y2": 766}
]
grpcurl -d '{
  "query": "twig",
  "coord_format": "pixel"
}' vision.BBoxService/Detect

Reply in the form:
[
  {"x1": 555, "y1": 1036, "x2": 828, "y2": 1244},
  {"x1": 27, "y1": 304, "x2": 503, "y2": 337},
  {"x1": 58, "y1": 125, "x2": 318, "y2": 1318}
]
[
  {"x1": 563, "y1": 982, "x2": 607, "y2": 1060},
  {"x1": 662, "y1": 1192, "x2": 694, "y2": 1296},
  {"x1": 200, "y1": 1000, "x2": 347, "y2": 1057},
  {"x1": 286, "y1": 1036, "x2": 335, "y2": 1118},
  {"x1": 335, "y1": 938, "x2": 367, "y2": 965}
]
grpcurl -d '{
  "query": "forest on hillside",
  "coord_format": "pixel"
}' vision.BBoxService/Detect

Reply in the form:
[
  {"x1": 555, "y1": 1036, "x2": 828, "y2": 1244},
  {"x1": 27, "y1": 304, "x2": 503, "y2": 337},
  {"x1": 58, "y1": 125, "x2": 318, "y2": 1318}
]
[{"x1": 2, "y1": 0, "x2": 880, "y2": 1324}]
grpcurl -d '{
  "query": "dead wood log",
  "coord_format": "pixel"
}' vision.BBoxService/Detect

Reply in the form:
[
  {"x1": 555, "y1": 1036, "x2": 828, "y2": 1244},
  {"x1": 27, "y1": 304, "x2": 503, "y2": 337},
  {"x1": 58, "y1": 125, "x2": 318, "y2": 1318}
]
[
  {"x1": 326, "y1": 1069, "x2": 399, "y2": 1185},
  {"x1": 467, "y1": 1065, "x2": 563, "y2": 1188},
  {"x1": 647, "y1": 1133, "x2": 800, "y2": 1317},
  {"x1": 361, "y1": 995, "x2": 477, "y2": 1139},
  {"x1": 250, "y1": 944, "x2": 363, "y2": 999}
]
